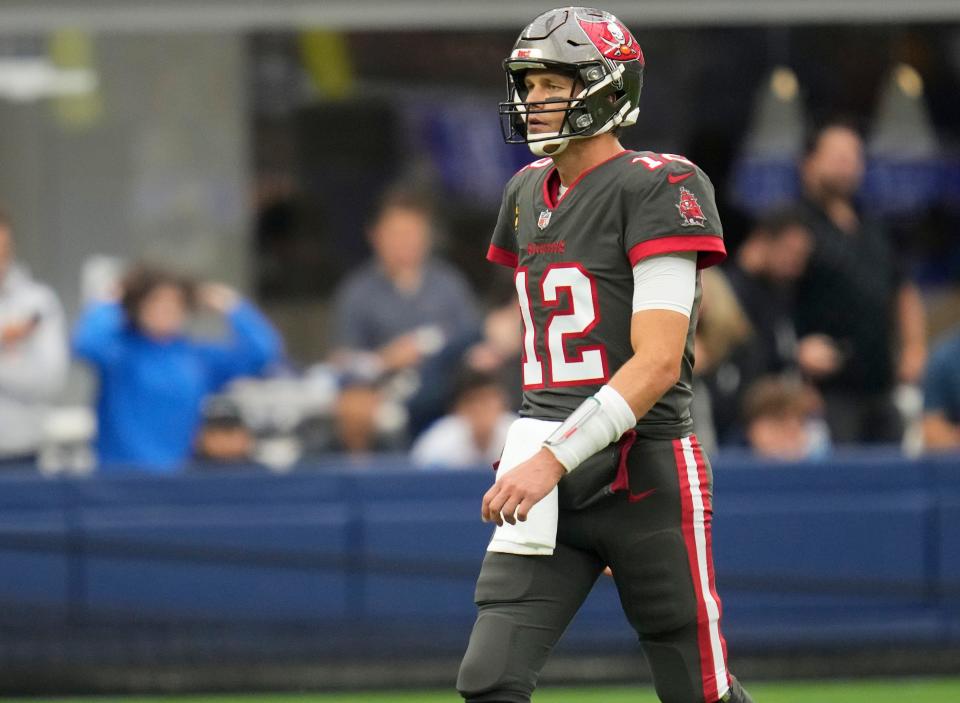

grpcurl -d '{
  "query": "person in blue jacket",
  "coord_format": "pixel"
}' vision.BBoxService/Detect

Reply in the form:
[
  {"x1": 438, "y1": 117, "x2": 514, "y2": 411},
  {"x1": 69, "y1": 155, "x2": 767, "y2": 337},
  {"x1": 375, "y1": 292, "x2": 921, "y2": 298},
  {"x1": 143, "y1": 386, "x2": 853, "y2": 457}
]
[{"x1": 72, "y1": 265, "x2": 283, "y2": 473}]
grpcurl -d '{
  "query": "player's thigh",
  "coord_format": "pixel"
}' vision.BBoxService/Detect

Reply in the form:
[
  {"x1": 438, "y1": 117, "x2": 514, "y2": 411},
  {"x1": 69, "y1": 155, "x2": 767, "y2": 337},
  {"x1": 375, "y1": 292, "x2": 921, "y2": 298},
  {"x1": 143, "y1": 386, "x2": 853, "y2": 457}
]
[
  {"x1": 471, "y1": 541, "x2": 602, "y2": 615},
  {"x1": 457, "y1": 544, "x2": 601, "y2": 698},
  {"x1": 607, "y1": 437, "x2": 733, "y2": 703},
  {"x1": 603, "y1": 438, "x2": 700, "y2": 636}
]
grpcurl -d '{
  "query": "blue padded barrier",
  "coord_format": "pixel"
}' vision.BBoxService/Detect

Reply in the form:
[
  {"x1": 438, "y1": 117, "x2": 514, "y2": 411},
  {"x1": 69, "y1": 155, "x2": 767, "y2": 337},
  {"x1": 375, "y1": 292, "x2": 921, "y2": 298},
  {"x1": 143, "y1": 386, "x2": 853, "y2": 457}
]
[
  {"x1": 0, "y1": 450, "x2": 955, "y2": 664},
  {"x1": 0, "y1": 475, "x2": 72, "y2": 626}
]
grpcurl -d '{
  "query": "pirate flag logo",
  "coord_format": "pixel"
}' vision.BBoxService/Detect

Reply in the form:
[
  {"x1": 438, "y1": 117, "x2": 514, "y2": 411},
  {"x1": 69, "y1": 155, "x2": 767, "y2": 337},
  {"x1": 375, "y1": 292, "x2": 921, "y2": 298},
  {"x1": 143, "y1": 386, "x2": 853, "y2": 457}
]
[
  {"x1": 676, "y1": 187, "x2": 706, "y2": 228},
  {"x1": 577, "y1": 14, "x2": 643, "y2": 63}
]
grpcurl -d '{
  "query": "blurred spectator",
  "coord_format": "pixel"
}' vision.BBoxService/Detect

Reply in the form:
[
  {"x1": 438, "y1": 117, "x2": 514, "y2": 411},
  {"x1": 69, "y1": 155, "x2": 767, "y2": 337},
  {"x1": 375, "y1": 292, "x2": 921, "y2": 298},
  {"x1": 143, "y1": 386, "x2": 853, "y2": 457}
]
[
  {"x1": 463, "y1": 292, "x2": 524, "y2": 410},
  {"x1": 793, "y1": 121, "x2": 926, "y2": 444},
  {"x1": 329, "y1": 186, "x2": 481, "y2": 431},
  {"x1": 327, "y1": 378, "x2": 404, "y2": 456},
  {"x1": 692, "y1": 267, "x2": 752, "y2": 453},
  {"x1": 194, "y1": 396, "x2": 256, "y2": 465},
  {"x1": 706, "y1": 210, "x2": 814, "y2": 443},
  {"x1": 408, "y1": 290, "x2": 524, "y2": 432},
  {"x1": 411, "y1": 371, "x2": 516, "y2": 469},
  {"x1": 72, "y1": 265, "x2": 283, "y2": 473},
  {"x1": 0, "y1": 208, "x2": 68, "y2": 466},
  {"x1": 921, "y1": 328, "x2": 960, "y2": 452},
  {"x1": 742, "y1": 376, "x2": 828, "y2": 461}
]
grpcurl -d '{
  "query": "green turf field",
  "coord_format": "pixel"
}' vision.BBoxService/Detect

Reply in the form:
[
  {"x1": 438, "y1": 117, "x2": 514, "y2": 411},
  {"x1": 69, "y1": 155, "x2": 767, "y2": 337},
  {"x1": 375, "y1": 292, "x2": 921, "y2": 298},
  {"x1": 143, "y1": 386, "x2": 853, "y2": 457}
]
[{"x1": 20, "y1": 677, "x2": 960, "y2": 703}]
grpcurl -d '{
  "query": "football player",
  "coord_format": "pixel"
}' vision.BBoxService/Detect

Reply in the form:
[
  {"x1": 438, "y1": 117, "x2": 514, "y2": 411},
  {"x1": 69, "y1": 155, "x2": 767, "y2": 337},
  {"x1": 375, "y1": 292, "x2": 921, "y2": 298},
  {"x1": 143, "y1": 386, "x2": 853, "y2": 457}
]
[{"x1": 457, "y1": 7, "x2": 754, "y2": 703}]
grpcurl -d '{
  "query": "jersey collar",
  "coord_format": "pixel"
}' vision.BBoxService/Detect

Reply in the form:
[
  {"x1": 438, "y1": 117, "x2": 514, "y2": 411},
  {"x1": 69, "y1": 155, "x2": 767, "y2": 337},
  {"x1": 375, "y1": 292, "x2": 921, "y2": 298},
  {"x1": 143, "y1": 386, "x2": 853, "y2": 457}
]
[{"x1": 541, "y1": 149, "x2": 629, "y2": 210}]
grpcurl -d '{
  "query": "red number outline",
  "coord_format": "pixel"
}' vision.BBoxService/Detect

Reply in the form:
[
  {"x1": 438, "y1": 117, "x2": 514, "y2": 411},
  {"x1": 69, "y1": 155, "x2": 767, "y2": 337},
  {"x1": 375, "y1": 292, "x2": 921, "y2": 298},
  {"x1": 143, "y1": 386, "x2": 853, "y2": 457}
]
[{"x1": 516, "y1": 263, "x2": 609, "y2": 388}]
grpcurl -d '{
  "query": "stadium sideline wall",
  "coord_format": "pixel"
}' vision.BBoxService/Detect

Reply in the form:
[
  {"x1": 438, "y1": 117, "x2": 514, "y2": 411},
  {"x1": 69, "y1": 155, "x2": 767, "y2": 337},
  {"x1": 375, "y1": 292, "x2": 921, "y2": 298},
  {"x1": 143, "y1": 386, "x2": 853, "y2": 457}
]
[{"x1": 0, "y1": 451, "x2": 958, "y2": 694}]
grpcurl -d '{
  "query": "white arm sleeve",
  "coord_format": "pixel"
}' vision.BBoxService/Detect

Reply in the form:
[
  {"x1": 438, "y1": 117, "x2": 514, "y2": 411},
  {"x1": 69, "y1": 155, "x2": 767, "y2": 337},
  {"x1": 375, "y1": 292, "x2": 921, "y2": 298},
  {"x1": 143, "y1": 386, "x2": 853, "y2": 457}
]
[{"x1": 631, "y1": 251, "x2": 697, "y2": 317}]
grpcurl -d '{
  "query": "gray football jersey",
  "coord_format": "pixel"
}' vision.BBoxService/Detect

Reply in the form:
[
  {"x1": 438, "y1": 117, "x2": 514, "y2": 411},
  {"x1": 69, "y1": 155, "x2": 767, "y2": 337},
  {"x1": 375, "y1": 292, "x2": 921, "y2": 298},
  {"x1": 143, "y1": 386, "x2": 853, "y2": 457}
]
[{"x1": 486, "y1": 150, "x2": 725, "y2": 439}]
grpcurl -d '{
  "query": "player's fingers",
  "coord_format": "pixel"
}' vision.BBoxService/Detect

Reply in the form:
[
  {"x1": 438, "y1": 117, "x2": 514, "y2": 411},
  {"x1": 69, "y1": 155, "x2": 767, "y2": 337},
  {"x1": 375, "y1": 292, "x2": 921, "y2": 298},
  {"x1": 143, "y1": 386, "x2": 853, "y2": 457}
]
[
  {"x1": 481, "y1": 484, "x2": 501, "y2": 523},
  {"x1": 515, "y1": 497, "x2": 535, "y2": 523},
  {"x1": 487, "y1": 489, "x2": 513, "y2": 526},
  {"x1": 500, "y1": 495, "x2": 521, "y2": 525}
]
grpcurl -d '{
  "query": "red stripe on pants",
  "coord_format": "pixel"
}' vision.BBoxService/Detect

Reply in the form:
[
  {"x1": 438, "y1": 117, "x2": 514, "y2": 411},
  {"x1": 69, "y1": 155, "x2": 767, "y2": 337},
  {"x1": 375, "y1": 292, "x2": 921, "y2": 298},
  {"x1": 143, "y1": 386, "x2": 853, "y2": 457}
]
[
  {"x1": 692, "y1": 437, "x2": 730, "y2": 695},
  {"x1": 673, "y1": 436, "x2": 728, "y2": 702}
]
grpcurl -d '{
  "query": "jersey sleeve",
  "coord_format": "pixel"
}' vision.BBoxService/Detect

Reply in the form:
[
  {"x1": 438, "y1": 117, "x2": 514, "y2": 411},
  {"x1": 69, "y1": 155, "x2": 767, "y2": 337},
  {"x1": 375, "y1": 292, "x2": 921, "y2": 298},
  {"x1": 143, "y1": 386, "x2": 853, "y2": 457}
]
[
  {"x1": 623, "y1": 162, "x2": 726, "y2": 270},
  {"x1": 486, "y1": 180, "x2": 519, "y2": 269}
]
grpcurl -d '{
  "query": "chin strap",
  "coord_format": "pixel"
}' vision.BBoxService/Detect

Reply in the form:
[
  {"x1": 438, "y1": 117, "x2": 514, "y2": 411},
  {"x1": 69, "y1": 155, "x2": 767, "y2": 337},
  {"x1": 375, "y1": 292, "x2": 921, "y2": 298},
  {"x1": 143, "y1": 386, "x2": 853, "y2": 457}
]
[
  {"x1": 526, "y1": 96, "x2": 636, "y2": 157},
  {"x1": 528, "y1": 133, "x2": 570, "y2": 157}
]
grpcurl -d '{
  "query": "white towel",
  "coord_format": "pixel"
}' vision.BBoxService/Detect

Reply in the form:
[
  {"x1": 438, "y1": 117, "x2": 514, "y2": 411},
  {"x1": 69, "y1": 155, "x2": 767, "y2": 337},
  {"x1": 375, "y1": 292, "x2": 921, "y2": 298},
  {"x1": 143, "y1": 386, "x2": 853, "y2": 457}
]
[{"x1": 487, "y1": 417, "x2": 562, "y2": 556}]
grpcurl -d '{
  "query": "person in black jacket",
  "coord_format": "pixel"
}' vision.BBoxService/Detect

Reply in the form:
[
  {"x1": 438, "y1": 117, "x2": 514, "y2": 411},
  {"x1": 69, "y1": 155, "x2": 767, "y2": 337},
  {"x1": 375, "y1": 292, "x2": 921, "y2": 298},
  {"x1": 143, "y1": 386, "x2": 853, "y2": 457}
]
[{"x1": 791, "y1": 121, "x2": 926, "y2": 444}]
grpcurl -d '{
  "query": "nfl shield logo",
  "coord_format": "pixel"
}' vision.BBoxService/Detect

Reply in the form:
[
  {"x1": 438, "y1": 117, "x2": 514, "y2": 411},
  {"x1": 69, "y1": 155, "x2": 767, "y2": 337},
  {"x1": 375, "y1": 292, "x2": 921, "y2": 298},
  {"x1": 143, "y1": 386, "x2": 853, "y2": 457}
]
[{"x1": 537, "y1": 209, "x2": 552, "y2": 230}]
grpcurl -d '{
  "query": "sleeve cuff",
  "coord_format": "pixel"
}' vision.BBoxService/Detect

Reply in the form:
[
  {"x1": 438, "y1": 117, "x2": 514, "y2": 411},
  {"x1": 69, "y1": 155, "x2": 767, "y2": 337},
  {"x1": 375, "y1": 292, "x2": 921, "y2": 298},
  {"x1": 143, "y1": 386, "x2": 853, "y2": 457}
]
[
  {"x1": 487, "y1": 244, "x2": 519, "y2": 269},
  {"x1": 627, "y1": 235, "x2": 726, "y2": 269}
]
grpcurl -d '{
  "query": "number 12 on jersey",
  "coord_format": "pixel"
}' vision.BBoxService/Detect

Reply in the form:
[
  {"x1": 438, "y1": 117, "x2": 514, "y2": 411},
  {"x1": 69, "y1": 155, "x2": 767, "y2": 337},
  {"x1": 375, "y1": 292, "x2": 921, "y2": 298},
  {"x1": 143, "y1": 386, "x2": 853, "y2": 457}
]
[{"x1": 515, "y1": 264, "x2": 609, "y2": 388}]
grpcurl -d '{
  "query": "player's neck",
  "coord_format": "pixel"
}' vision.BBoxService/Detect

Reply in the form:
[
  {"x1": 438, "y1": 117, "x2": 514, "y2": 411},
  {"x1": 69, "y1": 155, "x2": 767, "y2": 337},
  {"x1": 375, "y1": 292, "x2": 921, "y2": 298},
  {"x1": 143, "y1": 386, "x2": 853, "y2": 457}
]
[
  {"x1": 825, "y1": 200, "x2": 859, "y2": 234},
  {"x1": 737, "y1": 240, "x2": 766, "y2": 275},
  {"x1": 384, "y1": 264, "x2": 423, "y2": 293},
  {"x1": 807, "y1": 186, "x2": 859, "y2": 234},
  {"x1": 551, "y1": 136, "x2": 625, "y2": 187}
]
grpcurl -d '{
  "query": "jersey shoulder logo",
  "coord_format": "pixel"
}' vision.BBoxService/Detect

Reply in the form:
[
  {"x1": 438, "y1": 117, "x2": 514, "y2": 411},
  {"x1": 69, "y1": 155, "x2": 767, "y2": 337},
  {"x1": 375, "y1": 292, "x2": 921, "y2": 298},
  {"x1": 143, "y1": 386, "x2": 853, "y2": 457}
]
[
  {"x1": 577, "y1": 13, "x2": 643, "y2": 62},
  {"x1": 676, "y1": 186, "x2": 706, "y2": 228}
]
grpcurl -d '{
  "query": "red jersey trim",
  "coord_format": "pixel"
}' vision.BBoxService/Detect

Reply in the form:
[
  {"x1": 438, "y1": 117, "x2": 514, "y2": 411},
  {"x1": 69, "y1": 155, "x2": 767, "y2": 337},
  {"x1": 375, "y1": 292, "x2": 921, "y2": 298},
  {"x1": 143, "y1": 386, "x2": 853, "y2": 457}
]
[
  {"x1": 542, "y1": 149, "x2": 630, "y2": 210},
  {"x1": 515, "y1": 156, "x2": 553, "y2": 176},
  {"x1": 627, "y1": 235, "x2": 727, "y2": 269},
  {"x1": 487, "y1": 243, "x2": 519, "y2": 269}
]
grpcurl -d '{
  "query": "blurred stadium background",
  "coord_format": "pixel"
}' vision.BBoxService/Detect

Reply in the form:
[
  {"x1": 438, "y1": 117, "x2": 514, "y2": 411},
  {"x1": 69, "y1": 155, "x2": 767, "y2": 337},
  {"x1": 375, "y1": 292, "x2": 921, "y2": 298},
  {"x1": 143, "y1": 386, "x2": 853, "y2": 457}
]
[{"x1": 0, "y1": 0, "x2": 959, "y2": 700}]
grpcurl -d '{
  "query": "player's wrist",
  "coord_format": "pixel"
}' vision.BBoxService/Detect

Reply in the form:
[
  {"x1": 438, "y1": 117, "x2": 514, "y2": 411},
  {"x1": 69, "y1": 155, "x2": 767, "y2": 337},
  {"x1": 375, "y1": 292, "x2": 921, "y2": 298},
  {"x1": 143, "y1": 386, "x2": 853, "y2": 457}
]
[
  {"x1": 533, "y1": 447, "x2": 568, "y2": 482},
  {"x1": 543, "y1": 384, "x2": 636, "y2": 472}
]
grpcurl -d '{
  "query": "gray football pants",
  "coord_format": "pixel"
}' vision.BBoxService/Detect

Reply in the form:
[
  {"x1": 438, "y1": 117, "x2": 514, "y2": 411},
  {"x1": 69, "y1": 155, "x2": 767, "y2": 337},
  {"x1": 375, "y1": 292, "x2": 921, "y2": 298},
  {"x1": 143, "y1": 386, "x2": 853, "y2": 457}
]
[{"x1": 457, "y1": 435, "x2": 752, "y2": 703}]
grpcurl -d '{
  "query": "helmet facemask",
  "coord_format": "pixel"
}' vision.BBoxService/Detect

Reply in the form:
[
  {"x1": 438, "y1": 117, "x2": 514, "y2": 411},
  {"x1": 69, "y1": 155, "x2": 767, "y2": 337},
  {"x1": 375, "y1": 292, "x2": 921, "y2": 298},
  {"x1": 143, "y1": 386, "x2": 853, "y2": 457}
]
[{"x1": 499, "y1": 60, "x2": 641, "y2": 156}]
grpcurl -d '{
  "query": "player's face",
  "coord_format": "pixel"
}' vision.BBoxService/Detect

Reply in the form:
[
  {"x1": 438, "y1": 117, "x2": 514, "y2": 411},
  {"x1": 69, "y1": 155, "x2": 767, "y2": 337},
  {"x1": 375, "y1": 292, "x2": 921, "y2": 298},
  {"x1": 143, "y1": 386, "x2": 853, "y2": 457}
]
[
  {"x1": 137, "y1": 284, "x2": 188, "y2": 340},
  {"x1": 197, "y1": 425, "x2": 253, "y2": 462},
  {"x1": 522, "y1": 70, "x2": 579, "y2": 135},
  {"x1": 748, "y1": 414, "x2": 809, "y2": 460},
  {"x1": 335, "y1": 385, "x2": 381, "y2": 453},
  {"x1": 457, "y1": 385, "x2": 507, "y2": 442},
  {"x1": 767, "y1": 225, "x2": 812, "y2": 281},
  {"x1": 805, "y1": 127, "x2": 865, "y2": 198},
  {"x1": 371, "y1": 207, "x2": 431, "y2": 274}
]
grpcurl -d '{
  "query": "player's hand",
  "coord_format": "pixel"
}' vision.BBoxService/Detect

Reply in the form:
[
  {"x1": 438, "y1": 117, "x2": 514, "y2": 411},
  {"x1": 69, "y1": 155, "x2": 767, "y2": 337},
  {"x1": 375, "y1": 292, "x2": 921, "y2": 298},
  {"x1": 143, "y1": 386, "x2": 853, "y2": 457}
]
[
  {"x1": 378, "y1": 334, "x2": 423, "y2": 372},
  {"x1": 897, "y1": 342, "x2": 926, "y2": 385},
  {"x1": 797, "y1": 334, "x2": 842, "y2": 378},
  {"x1": 1, "y1": 316, "x2": 40, "y2": 347},
  {"x1": 197, "y1": 283, "x2": 240, "y2": 314},
  {"x1": 481, "y1": 448, "x2": 566, "y2": 526},
  {"x1": 465, "y1": 342, "x2": 502, "y2": 372}
]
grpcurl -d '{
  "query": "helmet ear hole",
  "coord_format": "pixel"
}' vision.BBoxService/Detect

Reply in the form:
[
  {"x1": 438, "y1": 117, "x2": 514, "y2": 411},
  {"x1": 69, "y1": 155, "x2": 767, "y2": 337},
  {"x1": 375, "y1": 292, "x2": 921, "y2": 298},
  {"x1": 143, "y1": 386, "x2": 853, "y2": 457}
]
[{"x1": 510, "y1": 70, "x2": 529, "y2": 101}]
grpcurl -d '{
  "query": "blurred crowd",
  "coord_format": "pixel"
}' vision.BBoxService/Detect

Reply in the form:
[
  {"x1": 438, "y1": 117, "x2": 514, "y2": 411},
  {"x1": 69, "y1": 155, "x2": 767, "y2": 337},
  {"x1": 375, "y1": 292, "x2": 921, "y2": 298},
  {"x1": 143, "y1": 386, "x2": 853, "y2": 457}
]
[{"x1": 1, "y1": 120, "x2": 959, "y2": 476}]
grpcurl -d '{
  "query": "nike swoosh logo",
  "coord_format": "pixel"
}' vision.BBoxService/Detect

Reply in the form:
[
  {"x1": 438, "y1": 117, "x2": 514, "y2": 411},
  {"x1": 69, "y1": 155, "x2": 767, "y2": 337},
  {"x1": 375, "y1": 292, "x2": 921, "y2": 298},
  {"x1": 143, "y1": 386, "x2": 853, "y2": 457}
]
[
  {"x1": 667, "y1": 171, "x2": 695, "y2": 184},
  {"x1": 627, "y1": 488, "x2": 657, "y2": 503}
]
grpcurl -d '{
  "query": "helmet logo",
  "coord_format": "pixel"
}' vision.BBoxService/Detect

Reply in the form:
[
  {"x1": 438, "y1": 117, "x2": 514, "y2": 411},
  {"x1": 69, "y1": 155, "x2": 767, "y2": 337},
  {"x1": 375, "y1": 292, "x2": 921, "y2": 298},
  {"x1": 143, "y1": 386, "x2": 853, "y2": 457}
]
[
  {"x1": 676, "y1": 187, "x2": 706, "y2": 228},
  {"x1": 577, "y1": 15, "x2": 642, "y2": 62},
  {"x1": 607, "y1": 22, "x2": 624, "y2": 45},
  {"x1": 511, "y1": 48, "x2": 541, "y2": 60}
]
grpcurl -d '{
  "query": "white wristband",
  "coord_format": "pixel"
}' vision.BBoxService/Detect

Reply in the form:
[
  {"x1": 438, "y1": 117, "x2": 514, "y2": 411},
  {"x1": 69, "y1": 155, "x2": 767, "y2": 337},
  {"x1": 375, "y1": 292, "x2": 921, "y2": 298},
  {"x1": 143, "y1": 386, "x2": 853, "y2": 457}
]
[{"x1": 543, "y1": 385, "x2": 637, "y2": 472}]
